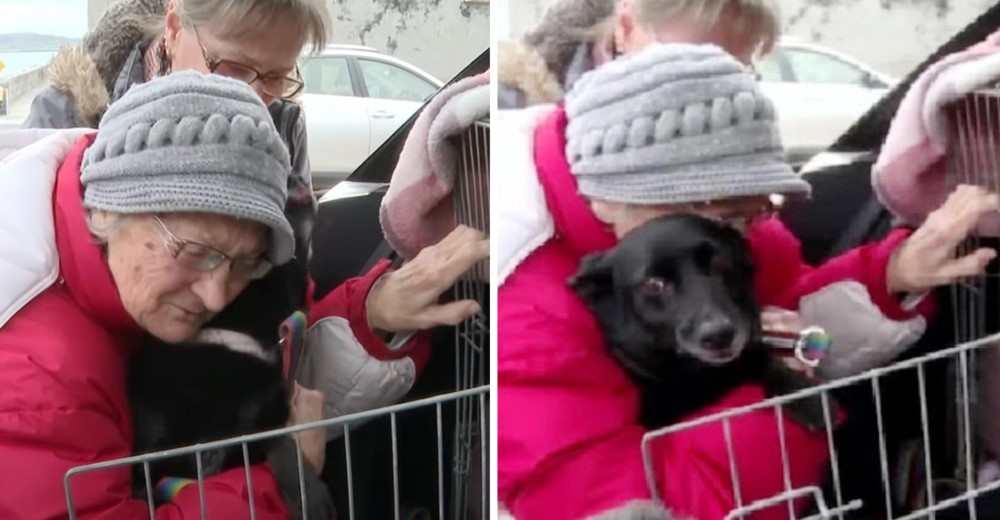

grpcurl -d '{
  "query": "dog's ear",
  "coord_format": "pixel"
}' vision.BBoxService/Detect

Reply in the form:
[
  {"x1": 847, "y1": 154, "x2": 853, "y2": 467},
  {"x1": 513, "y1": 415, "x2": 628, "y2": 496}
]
[{"x1": 569, "y1": 252, "x2": 615, "y2": 302}]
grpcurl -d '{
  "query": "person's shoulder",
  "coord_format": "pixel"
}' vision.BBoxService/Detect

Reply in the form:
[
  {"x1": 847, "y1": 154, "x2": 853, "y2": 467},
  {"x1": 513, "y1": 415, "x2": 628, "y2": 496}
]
[
  {"x1": 0, "y1": 287, "x2": 128, "y2": 408},
  {"x1": 501, "y1": 241, "x2": 599, "y2": 327}
]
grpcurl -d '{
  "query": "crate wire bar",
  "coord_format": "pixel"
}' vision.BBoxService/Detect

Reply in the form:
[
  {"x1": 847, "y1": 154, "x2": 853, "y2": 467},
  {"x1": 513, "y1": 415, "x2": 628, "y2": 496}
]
[
  {"x1": 452, "y1": 117, "x2": 490, "y2": 520},
  {"x1": 64, "y1": 386, "x2": 490, "y2": 520}
]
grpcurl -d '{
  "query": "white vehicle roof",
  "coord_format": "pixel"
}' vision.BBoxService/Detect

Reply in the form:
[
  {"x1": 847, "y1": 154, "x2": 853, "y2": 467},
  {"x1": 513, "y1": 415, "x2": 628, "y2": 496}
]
[{"x1": 774, "y1": 37, "x2": 897, "y2": 86}]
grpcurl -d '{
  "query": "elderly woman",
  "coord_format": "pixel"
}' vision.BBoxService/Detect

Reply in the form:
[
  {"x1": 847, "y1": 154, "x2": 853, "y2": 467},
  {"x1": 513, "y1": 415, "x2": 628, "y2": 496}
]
[
  {"x1": 496, "y1": 43, "x2": 998, "y2": 520},
  {"x1": 0, "y1": 72, "x2": 336, "y2": 518},
  {"x1": 25, "y1": 0, "x2": 488, "y2": 429}
]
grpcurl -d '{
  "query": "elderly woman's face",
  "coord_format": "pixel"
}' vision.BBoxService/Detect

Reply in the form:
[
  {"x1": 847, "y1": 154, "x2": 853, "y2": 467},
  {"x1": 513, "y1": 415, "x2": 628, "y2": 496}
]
[
  {"x1": 164, "y1": 6, "x2": 306, "y2": 106},
  {"x1": 104, "y1": 213, "x2": 269, "y2": 343}
]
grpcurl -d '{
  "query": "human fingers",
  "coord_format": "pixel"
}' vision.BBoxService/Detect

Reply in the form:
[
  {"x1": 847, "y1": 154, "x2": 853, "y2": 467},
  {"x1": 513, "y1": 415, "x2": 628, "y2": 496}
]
[
  {"x1": 930, "y1": 187, "x2": 999, "y2": 243},
  {"x1": 427, "y1": 225, "x2": 485, "y2": 257},
  {"x1": 761, "y1": 308, "x2": 801, "y2": 335},
  {"x1": 935, "y1": 247, "x2": 997, "y2": 284},
  {"x1": 440, "y1": 234, "x2": 489, "y2": 283}
]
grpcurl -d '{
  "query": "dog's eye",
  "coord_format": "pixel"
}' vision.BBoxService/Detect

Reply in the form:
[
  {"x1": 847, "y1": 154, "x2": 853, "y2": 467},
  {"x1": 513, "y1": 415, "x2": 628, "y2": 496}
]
[{"x1": 641, "y1": 277, "x2": 671, "y2": 297}]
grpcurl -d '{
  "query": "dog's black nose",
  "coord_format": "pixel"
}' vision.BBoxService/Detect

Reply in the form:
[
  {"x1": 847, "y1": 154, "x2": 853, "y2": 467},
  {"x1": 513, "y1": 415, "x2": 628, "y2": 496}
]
[{"x1": 696, "y1": 319, "x2": 736, "y2": 350}]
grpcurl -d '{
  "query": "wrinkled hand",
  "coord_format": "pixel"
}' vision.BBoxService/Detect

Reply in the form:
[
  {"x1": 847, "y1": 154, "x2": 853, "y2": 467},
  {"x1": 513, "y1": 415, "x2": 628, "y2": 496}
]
[
  {"x1": 367, "y1": 225, "x2": 489, "y2": 333},
  {"x1": 888, "y1": 185, "x2": 999, "y2": 294},
  {"x1": 288, "y1": 383, "x2": 326, "y2": 475},
  {"x1": 761, "y1": 307, "x2": 814, "y2": 378}
]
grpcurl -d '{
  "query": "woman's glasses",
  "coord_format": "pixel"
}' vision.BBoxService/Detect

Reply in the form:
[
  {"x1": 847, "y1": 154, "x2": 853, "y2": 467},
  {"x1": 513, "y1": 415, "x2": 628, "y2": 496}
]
[
  {"x1": 192, "y1": 26, "x2": 304, "y2": 98},
  {"x1": 151, "y1": 216, "x2": 272, "y2": 281}
]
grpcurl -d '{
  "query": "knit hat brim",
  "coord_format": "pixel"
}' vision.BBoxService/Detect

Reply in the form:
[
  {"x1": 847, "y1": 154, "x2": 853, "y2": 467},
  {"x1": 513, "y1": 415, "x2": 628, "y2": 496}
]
[
  {"x1": 576, "y1": 157, "x2": 810, "y2": 205},
  {"x1": 83, "y1": 159, "x2": 295, "y2": 265}
]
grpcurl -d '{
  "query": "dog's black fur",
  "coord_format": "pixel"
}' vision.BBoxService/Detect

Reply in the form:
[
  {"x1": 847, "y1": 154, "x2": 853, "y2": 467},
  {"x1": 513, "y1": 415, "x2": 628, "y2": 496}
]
[
  {"x1": 570, "y1": 214, "x2": 828, "y2": 430},
  {"x1": 128, "y1": 332, "x2": 289, "y2": 501}
]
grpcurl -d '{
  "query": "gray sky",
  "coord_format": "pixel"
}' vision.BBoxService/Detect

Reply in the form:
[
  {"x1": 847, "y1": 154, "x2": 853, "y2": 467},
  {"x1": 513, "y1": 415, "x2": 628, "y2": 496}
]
[{"x1": 0, "y1": 0, "x2": 87, "y2": 38}]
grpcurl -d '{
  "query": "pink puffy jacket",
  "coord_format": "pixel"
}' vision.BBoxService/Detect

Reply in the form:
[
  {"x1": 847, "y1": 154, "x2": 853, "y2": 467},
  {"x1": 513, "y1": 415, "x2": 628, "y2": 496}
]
[{"x1": 497, "y1": 106, "x2": 935, "y2": 520}]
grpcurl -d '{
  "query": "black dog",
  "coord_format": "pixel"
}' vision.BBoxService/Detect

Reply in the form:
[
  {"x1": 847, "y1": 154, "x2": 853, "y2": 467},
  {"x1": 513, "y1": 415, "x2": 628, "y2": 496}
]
[
  {"x1": 128, "y1": 329, "x2": 289, "y2": 501},
  {"x1": 570, "y1": 214, "x2": 828, "y2": 430}
]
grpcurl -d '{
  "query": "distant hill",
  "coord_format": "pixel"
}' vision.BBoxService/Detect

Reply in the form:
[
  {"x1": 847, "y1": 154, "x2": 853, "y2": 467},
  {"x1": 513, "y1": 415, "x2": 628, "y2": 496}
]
[{"x1": 0, "y1": 33, "x2": 79, "y2": 51}]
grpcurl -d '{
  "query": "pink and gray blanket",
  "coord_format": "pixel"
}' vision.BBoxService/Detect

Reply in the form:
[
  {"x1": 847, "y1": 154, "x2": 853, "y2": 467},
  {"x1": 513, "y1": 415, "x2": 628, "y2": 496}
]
[
  {"x1": 874, "y1": 28, "x2": 1000, "y2": 234},
  {"x1": 379, "y1": 70, "x2": 490, "y2": 260}
]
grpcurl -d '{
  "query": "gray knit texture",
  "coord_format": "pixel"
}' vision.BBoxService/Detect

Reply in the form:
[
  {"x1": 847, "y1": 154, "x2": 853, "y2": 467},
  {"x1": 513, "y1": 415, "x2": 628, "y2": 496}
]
[
  {"x1": 565, "y1": 43, "x2": 811, "y2": 205},
  {"x1": 81, "y1": 71, "x2": 295, "y2": 265}
]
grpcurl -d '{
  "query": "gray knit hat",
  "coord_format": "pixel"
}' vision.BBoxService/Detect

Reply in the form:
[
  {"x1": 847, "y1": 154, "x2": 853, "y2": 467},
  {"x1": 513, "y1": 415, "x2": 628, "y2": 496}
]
[
  {"x1": 81, "y1": 70, "x2": 295, "y2": 265},
  {"x1": 565, "y1": 43, "x2": 810, "y2": 205}
]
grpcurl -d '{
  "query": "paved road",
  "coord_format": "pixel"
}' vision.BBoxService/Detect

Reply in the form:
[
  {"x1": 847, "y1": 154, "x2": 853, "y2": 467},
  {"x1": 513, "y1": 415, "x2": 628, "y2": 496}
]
[{"x1": 0, "y1": 82, "x2": 48, "y2": 128}]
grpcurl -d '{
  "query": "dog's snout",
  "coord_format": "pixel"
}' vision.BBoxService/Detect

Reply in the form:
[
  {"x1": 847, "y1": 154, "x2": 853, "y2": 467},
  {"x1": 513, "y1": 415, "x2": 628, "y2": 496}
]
[{"x1": 696, "y1": 319, "x2": 736, "y2": 350}]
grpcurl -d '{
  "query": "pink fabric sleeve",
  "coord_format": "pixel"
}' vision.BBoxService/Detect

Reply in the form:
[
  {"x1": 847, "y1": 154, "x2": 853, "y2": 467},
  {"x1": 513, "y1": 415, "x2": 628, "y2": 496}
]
[{"x1": 749, "y1": 217, "x2": 935, "y2": 320}]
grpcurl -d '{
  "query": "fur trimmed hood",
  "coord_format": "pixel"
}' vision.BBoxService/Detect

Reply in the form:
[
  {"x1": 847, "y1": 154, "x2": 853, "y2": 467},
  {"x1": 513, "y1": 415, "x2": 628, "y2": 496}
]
[
  {"x1": 497, "y1": 41, "x2": 564, "y2": 106},
  {"x1": 47, "y1": 47, "x2": 109, "y2": 128},
  {"x1": 48, "y1": 0, "x2": 166, "y2": 127}
]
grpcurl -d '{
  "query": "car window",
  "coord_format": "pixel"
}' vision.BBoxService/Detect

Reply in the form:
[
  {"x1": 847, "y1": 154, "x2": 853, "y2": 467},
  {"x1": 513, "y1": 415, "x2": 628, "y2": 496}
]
[
  {"x1": 358, "y1": 59, "x2": 438, "y2": 102},
  {"x1": 783, "y1": 48, "x2": 872, "y2": 86},
  {"x1": 300, "y1": 56, "x2": 355, "y2": 96},
  {"x1": 756, "y1": 51, "x2": 787, "y2": 82}
]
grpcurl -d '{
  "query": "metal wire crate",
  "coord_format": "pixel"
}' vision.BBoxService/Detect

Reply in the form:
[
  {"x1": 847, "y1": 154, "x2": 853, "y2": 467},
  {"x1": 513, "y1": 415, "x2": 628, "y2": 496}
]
[
  {"x1": 452, "y1": 117, "x2": 490, "y2": 520},
  {"x1": 640, "y1": 337, "x2": 1000, "y2": 520},
  {"x1": 62, "y1": 118, "x2": 491, "y2": 520},
  {"x1": 64, "y1": 386, "x2": 490, "y2": 520},
  {"x1": 937, "y1": 87, "x2": 1000, "y2": 494}
]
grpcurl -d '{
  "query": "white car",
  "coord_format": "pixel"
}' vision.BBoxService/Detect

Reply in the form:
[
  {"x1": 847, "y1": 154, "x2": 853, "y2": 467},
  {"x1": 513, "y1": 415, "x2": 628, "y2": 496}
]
[
  {"x1": 298, "y1": 45, "x2": 444, "y2": 190},
  {"x1": 757, "y1": 38, "x2": 896, "y2": 167}
]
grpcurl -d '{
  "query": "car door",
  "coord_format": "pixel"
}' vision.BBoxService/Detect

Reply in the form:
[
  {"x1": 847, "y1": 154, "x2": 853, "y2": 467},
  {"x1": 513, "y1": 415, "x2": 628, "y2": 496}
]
[
  {"x1": 298, "y1": 55, "x2": 372, "y2": 187},
  {"x1": 355, "y1": 58, "x2": 440, "y2": 152},
  {"x1": 763, "y1": 48, "x2": 890, "y2": 161}
]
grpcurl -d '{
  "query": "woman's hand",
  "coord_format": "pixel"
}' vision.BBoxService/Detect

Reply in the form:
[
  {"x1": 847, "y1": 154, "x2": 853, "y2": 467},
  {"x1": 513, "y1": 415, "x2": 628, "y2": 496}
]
[
  {"x1": 366, "y1": 225, "x2": 489, "y2": 333},
  {"x1": 888, "y1": 185, "x2": 999, "y2": 295},
  {"x1": 761, "y1": 307, "x2": 815, "y2": 378},
  {"x1": 288, "y1": 383, "x2": 326, "y2": 475}
]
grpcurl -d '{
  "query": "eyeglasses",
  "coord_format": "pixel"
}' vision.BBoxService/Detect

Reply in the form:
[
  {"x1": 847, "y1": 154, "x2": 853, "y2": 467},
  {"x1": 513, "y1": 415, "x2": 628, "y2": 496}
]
[
  {"x1": 192, "y1": 26, "x2": 304, "y2": 98},
  {"x1": 687, "y1": 199, "x2": 779, "y2": 231},
  {"x1": 151, "y1": 216, "x2": 273, "y2": 281}
]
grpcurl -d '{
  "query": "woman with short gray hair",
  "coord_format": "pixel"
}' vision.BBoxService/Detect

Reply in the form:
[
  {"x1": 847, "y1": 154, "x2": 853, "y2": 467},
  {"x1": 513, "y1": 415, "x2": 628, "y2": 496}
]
[
  {"x1": 0, "y1": 71, "x2": 333, "y2": 519},
  {"x1": 26, "y1": 0, "x2": 488, "y2": 456}
]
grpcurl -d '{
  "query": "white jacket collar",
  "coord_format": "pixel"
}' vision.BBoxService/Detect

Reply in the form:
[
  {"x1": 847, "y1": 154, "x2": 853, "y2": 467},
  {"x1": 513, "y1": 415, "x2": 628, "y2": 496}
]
[
  {"x1": 494, "y1": 106, "x2": 557, "y2": 287},
  {"x1": 0, "y1": 128, "x2": 95, "y2": 328}
]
